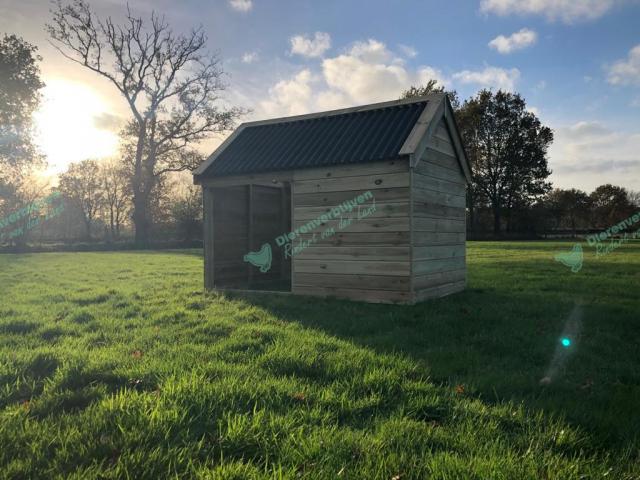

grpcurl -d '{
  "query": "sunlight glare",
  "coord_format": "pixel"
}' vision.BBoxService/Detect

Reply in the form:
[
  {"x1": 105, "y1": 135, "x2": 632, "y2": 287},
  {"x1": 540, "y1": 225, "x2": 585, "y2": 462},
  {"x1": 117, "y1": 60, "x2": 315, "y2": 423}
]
[{"x1": 34, "y1": 79, "x2": 120, "y2": 174}]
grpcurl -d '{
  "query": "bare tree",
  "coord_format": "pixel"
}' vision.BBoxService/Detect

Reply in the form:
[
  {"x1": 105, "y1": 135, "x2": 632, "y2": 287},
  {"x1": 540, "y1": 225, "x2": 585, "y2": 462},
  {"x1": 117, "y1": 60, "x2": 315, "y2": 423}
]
[
  {"x1": 47, "y1": 1, "x2": 243, "y2": 245},
  {"x1": 100, "y1": 159, "x2": 130, "y2": 240},
  {"x1": 59, "y1": 160, "x2": 103, "y2": 240}
]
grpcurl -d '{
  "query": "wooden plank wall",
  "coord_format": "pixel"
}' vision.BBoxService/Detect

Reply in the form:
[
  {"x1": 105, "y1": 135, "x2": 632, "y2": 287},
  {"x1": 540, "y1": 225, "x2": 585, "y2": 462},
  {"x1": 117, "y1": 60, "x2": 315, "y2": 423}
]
[
  {"x1": 212, "y1": 185, "x2": 250, "y2": 288},
  {"x1": 291, "y1": 159, "x2": 412, "y2": 304},
  {"x1": 411, "y1": 118, "x2": 467, "y2": 302}
]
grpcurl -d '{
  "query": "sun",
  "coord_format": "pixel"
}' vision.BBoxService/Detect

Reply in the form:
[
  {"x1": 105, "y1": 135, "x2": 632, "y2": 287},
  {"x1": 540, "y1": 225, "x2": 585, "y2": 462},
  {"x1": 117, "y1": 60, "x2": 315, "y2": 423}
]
[{"x1": 34, "y1": 78, "x2": 121, "y2": 175}]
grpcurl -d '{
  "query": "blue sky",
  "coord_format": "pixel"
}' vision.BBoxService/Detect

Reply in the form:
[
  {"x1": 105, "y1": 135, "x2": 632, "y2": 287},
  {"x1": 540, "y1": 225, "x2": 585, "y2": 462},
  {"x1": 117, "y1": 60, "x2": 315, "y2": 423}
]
[{"x1": 1, "y1": 0, "x2": 639, "y2": 191}]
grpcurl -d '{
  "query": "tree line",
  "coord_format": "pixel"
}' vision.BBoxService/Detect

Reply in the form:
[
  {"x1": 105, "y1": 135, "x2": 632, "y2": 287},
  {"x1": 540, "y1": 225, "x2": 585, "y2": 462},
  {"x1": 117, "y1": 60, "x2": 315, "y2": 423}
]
[
  {"x1": 402, "y1": 82, "x2": 639, "y2": 237},
  {"x1": 1, "y1": 2, "x2": 638, "y2": 250}
]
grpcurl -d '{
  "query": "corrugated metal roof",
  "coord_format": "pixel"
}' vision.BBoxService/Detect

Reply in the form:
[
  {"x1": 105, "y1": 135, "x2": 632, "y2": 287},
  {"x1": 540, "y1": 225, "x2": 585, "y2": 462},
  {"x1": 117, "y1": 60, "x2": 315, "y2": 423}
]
[{"x1": 199, "y1": 100, "x2": 428, "y2": 177}]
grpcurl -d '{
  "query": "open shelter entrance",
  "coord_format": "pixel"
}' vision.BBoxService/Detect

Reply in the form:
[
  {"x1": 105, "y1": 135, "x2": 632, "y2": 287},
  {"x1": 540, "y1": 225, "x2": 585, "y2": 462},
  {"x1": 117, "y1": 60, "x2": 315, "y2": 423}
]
[{"x1": 210, "y1": 182, "x2": 292, "y2": 292}]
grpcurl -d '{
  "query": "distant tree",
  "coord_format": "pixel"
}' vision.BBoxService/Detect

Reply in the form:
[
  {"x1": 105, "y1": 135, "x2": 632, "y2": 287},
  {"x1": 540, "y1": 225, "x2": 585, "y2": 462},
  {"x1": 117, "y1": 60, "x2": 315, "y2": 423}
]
[
  {"x1": 170, "y1": 183, "x2": 202, "y2": 242},
  {"x1": 100, "y1": 160, "x2": 130, "y2": 240},
  {"x1": 401, "y1": 79, "x2": 460, "y2": 110},
  {"x1": 545, "y1": 188, "x2": 591, "y2": 236},
  {"x1": 0, "y1": 34, "x2": 45, "y2": 216},
  {"x1": 0, "y1": 176, "x2": 51, "y2": 246},
  {"x1": 48, "y1": 1, "x2": 244, "y2": 245},
  {"x1": 59, "y1": 160, "x2": 104, "y2": 240},
  {"x1": 458, "y1": 90, "x2": 553, "y2": 234},
  {"x1": 628, "y1": 190, "x2": 640, "y2": 209},
  {"x1": 455, "y1": 97, "x2": 483, "y2": 232},
  {"x1": 589, "y1": 184, "x2": 635, "y2": 229}
]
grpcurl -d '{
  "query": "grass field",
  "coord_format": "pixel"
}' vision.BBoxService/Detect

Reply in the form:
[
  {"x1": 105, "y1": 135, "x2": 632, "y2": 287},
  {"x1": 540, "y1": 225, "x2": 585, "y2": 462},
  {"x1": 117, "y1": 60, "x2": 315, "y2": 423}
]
[{"x1": 0, "y1": 241, "x2": 639, "y2": 479}]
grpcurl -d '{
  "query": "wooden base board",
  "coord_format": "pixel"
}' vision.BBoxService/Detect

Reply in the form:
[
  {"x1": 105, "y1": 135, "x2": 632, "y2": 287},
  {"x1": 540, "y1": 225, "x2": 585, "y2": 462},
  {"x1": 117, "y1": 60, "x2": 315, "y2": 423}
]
[{"x1": 205, "y1": 282, "x2": 466, "y2": 305}]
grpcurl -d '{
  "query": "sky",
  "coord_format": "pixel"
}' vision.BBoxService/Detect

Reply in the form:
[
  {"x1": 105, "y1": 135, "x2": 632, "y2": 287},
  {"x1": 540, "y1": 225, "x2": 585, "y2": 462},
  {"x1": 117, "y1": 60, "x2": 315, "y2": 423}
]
[{"x1": 0, "y1": 0, "x2": 639, "y2": 192}]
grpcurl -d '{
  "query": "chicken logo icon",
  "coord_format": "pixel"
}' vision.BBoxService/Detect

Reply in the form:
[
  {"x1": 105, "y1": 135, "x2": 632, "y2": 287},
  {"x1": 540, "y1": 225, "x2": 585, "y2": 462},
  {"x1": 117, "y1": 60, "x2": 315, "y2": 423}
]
[
  {"x1": 554, "y1": 243, "x2": 583, "y2": 273},
  {"x1": 243, "y1": 243, "x2": 272, "y2": 273}
]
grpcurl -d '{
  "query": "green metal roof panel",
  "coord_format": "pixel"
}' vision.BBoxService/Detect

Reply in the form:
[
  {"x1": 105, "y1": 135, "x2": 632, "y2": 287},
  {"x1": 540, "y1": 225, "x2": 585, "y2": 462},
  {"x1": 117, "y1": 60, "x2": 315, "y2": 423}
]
[{"x1": 200, "y1": 100, "x2": 428, "y2": 177}]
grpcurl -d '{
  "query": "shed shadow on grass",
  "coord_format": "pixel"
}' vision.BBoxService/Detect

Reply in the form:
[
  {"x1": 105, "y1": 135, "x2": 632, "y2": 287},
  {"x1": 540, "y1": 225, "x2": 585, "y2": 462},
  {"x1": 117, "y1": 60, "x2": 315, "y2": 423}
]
[{"x1": 220, "y1": 259, "x2": 640, "y2": 454}]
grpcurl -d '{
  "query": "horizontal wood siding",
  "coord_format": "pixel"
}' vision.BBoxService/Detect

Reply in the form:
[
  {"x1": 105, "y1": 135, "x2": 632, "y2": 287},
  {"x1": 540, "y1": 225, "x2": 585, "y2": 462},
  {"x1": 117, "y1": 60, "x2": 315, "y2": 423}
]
[
  {"x1": 291, "y1": 160, "x2": 412, "y2": 304},
  {"x1": 411, "y1": 119, "x2": 467, "y2": 301}
]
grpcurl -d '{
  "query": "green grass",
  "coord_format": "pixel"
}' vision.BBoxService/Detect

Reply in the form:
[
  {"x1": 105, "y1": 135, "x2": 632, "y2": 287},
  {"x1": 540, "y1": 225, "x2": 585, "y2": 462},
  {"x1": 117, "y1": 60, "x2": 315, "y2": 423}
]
[{"x1": 0, "y1": 241, "x2": 638, "y2": 479}]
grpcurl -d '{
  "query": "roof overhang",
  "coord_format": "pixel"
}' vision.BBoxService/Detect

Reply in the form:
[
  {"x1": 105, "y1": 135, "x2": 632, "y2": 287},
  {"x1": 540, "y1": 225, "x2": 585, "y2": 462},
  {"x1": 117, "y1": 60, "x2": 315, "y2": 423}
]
[{"x1": 193, "y1": 93, "x2": 471, "y2": 184}]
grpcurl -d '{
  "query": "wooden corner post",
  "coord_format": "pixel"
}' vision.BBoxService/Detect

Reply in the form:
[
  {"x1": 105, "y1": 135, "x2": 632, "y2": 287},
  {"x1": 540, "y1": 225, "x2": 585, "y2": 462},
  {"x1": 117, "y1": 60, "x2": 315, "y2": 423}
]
[{"x1": 203, "y1": 187, "x2": 215, "y2": 290}]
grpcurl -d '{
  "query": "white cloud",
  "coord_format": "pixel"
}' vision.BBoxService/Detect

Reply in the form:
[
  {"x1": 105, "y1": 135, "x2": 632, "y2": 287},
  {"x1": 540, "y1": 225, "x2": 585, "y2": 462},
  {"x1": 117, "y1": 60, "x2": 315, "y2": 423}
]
[
  {"x1": 348, "y1": 39, "x2": 394, "y2": 63},
  {"x1": 488, "y1": 28, "x2": 537, "y2": 54},
  {"x1": 321, "y1": 40, "x2": 446, "y2": 105},
  {"x1": 398, "y1": 44, "x2": 418, "y2": 58},
  {"x1": 322, "y1": 55, "x2": 408, "y2": 104},
  {"x1": 527, "y1": 106, "x2": 540, "y2": 116},
  {"x1": 480, "y1": 0, "x2": 616, "y2": 23},
  {"x1": 559, "y1": 121, "x2": 611, "y2": 140},
  {"x1": 229, "y1": 0, "x2": 252, "y2": 12},
  {"x1": 606, "y1": 44, "x2": 640, "y2": 86},
  {"x1": 549, "y1": 120, "x2": 640, "y2": 191},
  {"x1": 253, "y1": 38, "x2": 519, "y2": 121},
  {"x1": 452, "y1": 66, "x2": 521, "y2": 91},
  {"x1": 241, "y1": 52, "x2": 259, "y2": 64},
  {"x1": 256, "y1": 39, "x2": 447, "y2": 117},
  {"x1": 290, "y1": 32, "x2": 331, "y2": 58},
  {"x1": 259, "y1": 69, "x2": 316, "y2": 116}
]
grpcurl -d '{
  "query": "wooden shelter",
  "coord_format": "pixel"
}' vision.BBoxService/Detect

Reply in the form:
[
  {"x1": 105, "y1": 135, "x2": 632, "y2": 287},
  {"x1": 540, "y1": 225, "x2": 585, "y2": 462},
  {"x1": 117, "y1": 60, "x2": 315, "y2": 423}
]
[{"x1": 193, "y1": 93, "x2": 471, "y2": 304}]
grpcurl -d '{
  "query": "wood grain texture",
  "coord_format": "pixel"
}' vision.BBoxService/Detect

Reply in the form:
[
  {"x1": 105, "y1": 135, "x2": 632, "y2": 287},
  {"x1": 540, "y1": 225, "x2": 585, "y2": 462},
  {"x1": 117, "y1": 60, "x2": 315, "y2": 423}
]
[
  {"x1": 294, "y1": 187, "x2": 409, "y2": 208},
  {"x1": 295, "y1": 172, "x2": 409, "y2": 194},
  {"x1": 292, "y1": 159, "x2": 408, "y2": 181},
  {"x1": 413, "y1": 256, "x2": 465, "y2": 275},
  {"x1": 295, "y1": 273, "x2": 410, "y2": 291},
  {"x1": 412, "y1": 172, "x2": 465, "y2": 197},
  {"x1": 414, "y1": 280, "x2": 466, "y2": 302},
  {"x1": 412, "y1": 231, "x2": 465, "y2": 246},
  {"x1": 293, "y1": 285, "x2": 412, "y2": 304},
  {"x1": 295, "y1": 259, "x2": 410, "y2": 276},
  {"x1": 413, "y1": 269, "x2": 466, "y2": 290},
  {"x1": 295, "y1": 245, "x2": 410, "y2": 261},
  {"x1": 295, "y1": 231, "x2": 410, "y2": 246},
  {"x1": 413, "y1": 244, "x2": 465, "y2": 261},
  {"x1": 294, "y1": 201, "x2": 409, "y2": 220}
]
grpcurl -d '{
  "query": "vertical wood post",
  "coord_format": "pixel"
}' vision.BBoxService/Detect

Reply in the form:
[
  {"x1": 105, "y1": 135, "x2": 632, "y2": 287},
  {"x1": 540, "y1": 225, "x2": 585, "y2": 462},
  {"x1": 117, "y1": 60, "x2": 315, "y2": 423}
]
[
  {"x1": 247, "y1": 184, "x2": 254, "y2": 288},
  {"x1": 289, "y1": 181, "x2": 295, "y2": 293},
  {"x1": 279, "y1": 185, "x2": 287, "y2": 282},
  {"x1": 203, "y1": 187, "x2": 215, "y2": 290}
]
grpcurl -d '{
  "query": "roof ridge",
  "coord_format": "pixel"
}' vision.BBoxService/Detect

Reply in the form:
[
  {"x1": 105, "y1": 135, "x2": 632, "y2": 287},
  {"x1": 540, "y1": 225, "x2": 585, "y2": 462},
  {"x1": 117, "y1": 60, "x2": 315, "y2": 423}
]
[
  {"x1": 240, "y1": 93, "x2": 442, "y2": 129},
  {"x1": 193, "y1": 94, "x2": 453, "y2": 179}
]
